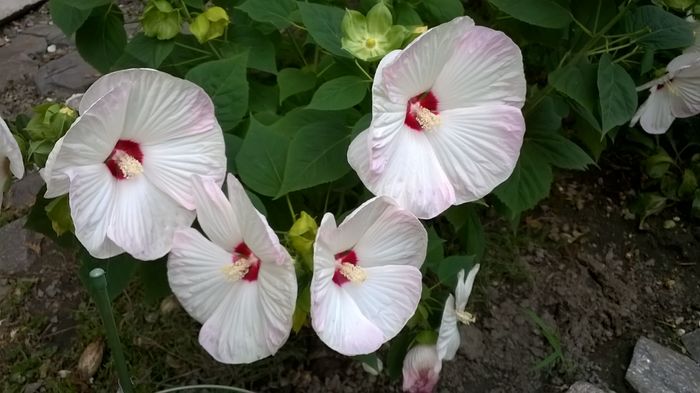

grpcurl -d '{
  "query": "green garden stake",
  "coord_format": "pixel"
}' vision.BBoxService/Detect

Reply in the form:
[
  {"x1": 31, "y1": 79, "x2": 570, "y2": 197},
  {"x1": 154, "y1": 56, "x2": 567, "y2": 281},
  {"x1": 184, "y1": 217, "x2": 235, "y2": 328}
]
[{"x1": 89, "y1": 268, "x2": 134, "y2": 393}]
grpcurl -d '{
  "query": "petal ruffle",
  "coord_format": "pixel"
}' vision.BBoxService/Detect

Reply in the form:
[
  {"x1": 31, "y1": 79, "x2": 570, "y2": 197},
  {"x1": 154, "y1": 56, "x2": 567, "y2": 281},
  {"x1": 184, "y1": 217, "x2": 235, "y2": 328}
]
[
  {"x1": 437, "y1": 294, "x2": 459, "y2": 361},
  {"x1": 455, "y1": 264, "x2": 480, "y2": 312},
  {"x1": 634, "y1": 89, "x2": 675, "y2": 134},
  {"x1": 191, "y1": 175, "x2": 242, "y2": 251},
  {"x1": 426, "y1": 105, "x2": 525, "y2": 204}
]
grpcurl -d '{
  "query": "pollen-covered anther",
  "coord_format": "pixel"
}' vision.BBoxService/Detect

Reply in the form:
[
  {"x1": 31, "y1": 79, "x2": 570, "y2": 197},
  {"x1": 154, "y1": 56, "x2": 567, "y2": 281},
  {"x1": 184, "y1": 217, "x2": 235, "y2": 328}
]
[
  {"x1": 222, "y1": 258, "x2": 252, "y2": 282},
  {"x1": 339, "y1": 262, "x2": 367, "y2": 283},
  {"x1": 415, "y1": 107, "x2": 441, "y2": 130},
  {"x1": 455, "y1": 310, "x2": 476, "y2": 325},
  {"x1": 113, "y1": 150, "x2": 144, "y2": 179}
]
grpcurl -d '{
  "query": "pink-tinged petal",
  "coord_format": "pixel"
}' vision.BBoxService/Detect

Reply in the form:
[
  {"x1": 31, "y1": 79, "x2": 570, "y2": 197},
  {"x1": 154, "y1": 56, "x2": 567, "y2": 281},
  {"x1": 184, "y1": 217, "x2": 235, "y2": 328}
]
[
  {"x1": 670, "y1": 81, "x2": 700, "y2": 119},
  {"x1": 314, "y1": 212, "x2": 347, "y2": 265},
  {"x1": 44, "y1": 86, "x2": 128, "y2": 198},
  {"x1": 634, "y1": 89, "x2": 675, "y2": 135},
  {"x1": 107, "y1": 175, "x2": 195, "y2": 260},
  {"x1": 381, "y1": 17, "x2": 475, "y2": 102},
  {"x1": 226, "y1": 174, "x2": 285, "y2": 264},
  {"x1": 310, "y1": 278, "x2": 385, "y2": 355},
  {"x1": 667, "y1": 52, "x2": 700, "y2": 76},
  {"x1": 343, "y1": 265, "x2": 422, "y2": 340},
  {"x1": 0, "y1": 116, "x2": 24, "y2": 180},
  {"x1": 256, "y1": 254, "x2": 297, "y2": 353},
  {"x1": 167, "y1": 227, "x2": 235, "y2": 323},
  {"x1": 426, "y1": 105, "x2": 524, "y2": 204},
  {"x1": 432, "y1": 26, "x2": 526, "y2": 111},
  {"x1": 357, "y1": 127, "x2": 455, "y2": 219},
  {"x1": 190, "y1": 175, "x2": 242, "y2": 251},
  {"x1": 402, "y1": 345, "x2": 442, "y2": 393},
  {"x1": 455, "y1": 264, "x2": 480, "y2": 312},
  {"x1": 68, "y1": 165, "x2": 123, "y2": 258},
  {"x1": 437, "y1": 294, "x2": 459, "y2": 361},
  {"x1": 347, "y1": 197, "x2": 427, "y2": 269}
]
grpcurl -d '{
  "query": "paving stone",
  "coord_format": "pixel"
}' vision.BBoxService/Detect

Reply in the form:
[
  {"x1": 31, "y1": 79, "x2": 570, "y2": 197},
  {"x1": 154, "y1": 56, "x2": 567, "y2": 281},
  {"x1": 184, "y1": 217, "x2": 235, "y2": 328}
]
[
  {"x1": 0, "y1": 0, "x2": 43, "y2": 22},
  {"x1": 567, "y1": 381, "x2": 605, "y2": 393},
  {"x1": 22, "y1": 24, "x2": 72, "y2": 47},
  {"x1": 626, "y1": 337, "x2": 700, "y2": 393},
  {"x1": 0, "y1": 34, "x2": 46, "y2": 90},
  {"x1": 682, "y1": 330, "x2": 700, "y2": 363},
  {"x1": 5, "y1": 171, "x2": 44, "y2": 212},
  {"x1": 34, "y1": 51, "x2": 99, "y2": 96},
  {"x1": 0, "y1": 217, "x2": 42, "y2": 274}
]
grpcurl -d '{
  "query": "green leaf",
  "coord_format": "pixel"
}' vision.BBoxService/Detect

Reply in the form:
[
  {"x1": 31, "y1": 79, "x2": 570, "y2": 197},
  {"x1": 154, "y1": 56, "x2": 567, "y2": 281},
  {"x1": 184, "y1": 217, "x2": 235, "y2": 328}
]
[
  {"x1": 438, "y1": 255, "x2": 476, "y2": 288},
  {"x1": 395, "y1": 3, "x2": 422, "y2": 25},
  {"x1": 678, "y1": 169, "x2": 698, "y2": 199},
  {"x1": 58, "y1": 0, "x2": 112, "y2": 10},
  {"x1": 528, "y1": 133, "x2": 594, "y2": 170},
  {"x1": 238, "y1": 0, "x2": 296, "y2": 30},
  {"x1": 423, "y1": 226, "x2": 445, "y2": 274},
  {"x1": 446, "y1": 205, "x2": 485, "y2": 261},
  {"x1": 45, "y1": 195, "x2": 73, "y2": 236},
  {"x1": 387, "y1": 332, "x2": 413, "y2": 379},
  {"x1": 79, "y1": 250, "x2": 139, "y2": 301},
  {"x1": 224, "y1": 133, "x2": 243, "y2": 174},
  {"x1": 692, "y1": 190, "x2": 700, "y2": 218},
  {"x1": 224, "y1": 24, "x2": 278, "y2": 74},
  {"x1": 186, "y1": 53, "x2": 249, "y2": 131},
  {"x1": 307, "y1": 76, "x2": 367, "y2": 110},
  {"x1": 644, "y1": 149, "x2": 674, "y2": 179},
  {"x1": 422, "y1": 0, "x2": 463, "y2": 23},
  {"x1": 597, "y1": 54, "x2": 637, "y2": 134},
  {"x1": 297, "y1": 2, "x2": 351, "y2": 58},
  {"x1": 49, "y1": 0, "x2": 92, "y2": 36},
  {"x1": 489, "y1": 0, "x2": 571, "y2": 29},
  {"x1": 494, "y1": 144, "x2": 553, "y2": 216},
  {"x1": 278, "y1": 68, "x2": 316, "y2": 103},
  {"x1": 625, "y1": 5, "x2": 694, "y2": 50},
  {"x1": 24, "y1": 186, "x2": 76, "y2": 248},
  {"x1": 124, "y1": 33, "x2": 174, "y2": 68},
  {"x1": 277, "y1": 123, "x2": 352, "y2": 196},
  {"x1": 75, "y1": 5, "x2": 127, "y2": 73},
  {"x1": 549, "y1": 61, "x2": 599, "y2": 129},
  {"x1": 236, "y1": 117, "x2": 290, "y2": 196}
]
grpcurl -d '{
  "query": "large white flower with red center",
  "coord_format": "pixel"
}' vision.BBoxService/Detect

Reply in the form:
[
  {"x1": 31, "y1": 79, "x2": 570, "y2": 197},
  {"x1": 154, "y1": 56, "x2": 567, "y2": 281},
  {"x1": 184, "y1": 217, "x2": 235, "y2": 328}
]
[
  {"x1": 348, "y1": 16, "x2": 526, "y2": 219},
  {"x1": 402, "y1": 344, "x2": 442, "y2": 393},
  {"x1": 311, "y1": 196, "x2": 427, "y2": 355},
  {"x1": 41, "y1": 68, "x2": 225, "y2": 260},
  {"x1": 168, "y1": 174, "x2": 297, "y2": 364},
  {"x1": 631, "y1": 53, "x2": 700, "y2": 134},
  {"x1": 0, "y1": 116, "x2": 24, "y2": 208},
  {"x1": 437, "y1": 264, "x2": 480, "y2": 361}
]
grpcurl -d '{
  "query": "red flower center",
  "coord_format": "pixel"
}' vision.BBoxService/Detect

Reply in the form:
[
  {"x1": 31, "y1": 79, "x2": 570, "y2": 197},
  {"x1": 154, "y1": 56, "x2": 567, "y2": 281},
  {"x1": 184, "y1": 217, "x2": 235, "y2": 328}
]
[
  {"x1": 232, "y1": 242, "x2": 260, "y2": 282},
  {"x1": 105, "y1": 140, "x2": 144, "y2": 180},
  {"x1": 404, "y1": 91, "x2": 440, "y2": 131},
  {"x1": 332, "y1": 250, "x2": 359, "y2": 286}
]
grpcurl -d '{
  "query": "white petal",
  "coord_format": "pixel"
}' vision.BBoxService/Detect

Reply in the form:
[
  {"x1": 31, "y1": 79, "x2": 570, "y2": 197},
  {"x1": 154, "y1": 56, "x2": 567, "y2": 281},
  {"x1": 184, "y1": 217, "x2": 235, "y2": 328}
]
[
  {"x1": 0, "y1": 116, "x2": 24, "y2": 180},
  {"x1": 636, "y1": 89, "x2": 675, "y2": 134},
  {"x1": 256, "y1": 254, "x2": 297, "y2": 354},
  {"x1": 427, "y1": 105, "x2": 525, "y2": 204},
  {"x1": 44, "y1": 86, "x2": 128, "y2": 198},
  {"x1": 226, "y1": 174, "x2": 286, "y2": 265},
  {"x1": 437, "y1": 295, "x2": 459, "y2": 361},
  {"x1": 667, "y1": 52, "x2": 700, "y2": 76},
  {"x1": 432, "y1": 26, "x2": 526, "y2": 111},
  {"x1": 107, "y1": 175, "x2": 195, "y2": 260},
  {"x1": 381, "y1": 17, "x2": 475, "y2": 102},
  {"x1": 315, "y1": 212, "x2": 345, "y2": 266},
  {"x1": 68, "y1": 165, "x2": 123, "y2": 258},
  {"x1": 347, "y1": 129, "x2": 372, "y2": 185},
  {"x1": 402, "y1": 345, "x2": 442, "y2": 393},
  {"x1": 356, "y1": 127, "x2": 455, "y2": 219},
  {"x1": 455, "y1": 264, "x2": 480, "y2": 312},
  {"x1": 191, "y1": 175, "x2": 241, "y2": 251},
  {"x1": 167, "y1": 227, "x2": 235, "y2": 323},
  {"x1": 343, "y1": 265, "x2": 422, "y2": 340}
]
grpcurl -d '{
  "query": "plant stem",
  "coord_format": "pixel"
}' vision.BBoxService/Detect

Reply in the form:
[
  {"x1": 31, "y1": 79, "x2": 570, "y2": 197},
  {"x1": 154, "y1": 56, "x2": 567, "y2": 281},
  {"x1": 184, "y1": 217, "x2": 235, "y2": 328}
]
[
  {"x1": 89, "y1": 268, "x2": 133, "y2": 393},
  {"x1": 288, "y1": 31, "x2": 308, "y2": 66},
  {"x1": 174, "y1": 41, "x2": 212, "y2": 55},
  {"x1": 286, "y1": 195, "x2": 296, "y2": 222},
  {"x1": 208, "y1": 42, "x2": 223, "y2": 59},
  {"x1": 179, "y1": 0, "x2": 192, "y2": 21},
  {"x1": 355, "y1": 59, "x2": 373, "y2": 81}
]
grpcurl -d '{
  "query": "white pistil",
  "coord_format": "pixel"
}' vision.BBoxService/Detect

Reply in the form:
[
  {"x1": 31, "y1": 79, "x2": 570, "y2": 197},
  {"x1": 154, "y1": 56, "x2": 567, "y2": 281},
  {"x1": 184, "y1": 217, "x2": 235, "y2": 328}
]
[
  {"x1": 339, "y1": 262, "x2": 367, "y2": 283},
  {"x1": 415, "y1": 107, "x2": 440, "y2": 131},
  {"x1": 455, "y1": 310, "x2": 476, "y2": 325},
  {"x1": 113, "y1": 150, "x2": 144, "y2": 179},
  {"x1": 222, "y1": 258, "x2": 252, "y2": 282}
]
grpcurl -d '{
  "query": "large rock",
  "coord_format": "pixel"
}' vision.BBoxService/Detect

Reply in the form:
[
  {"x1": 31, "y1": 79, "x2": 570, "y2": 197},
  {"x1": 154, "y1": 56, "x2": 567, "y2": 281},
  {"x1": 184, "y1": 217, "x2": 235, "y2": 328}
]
[
  {"x1": 34, "y1": 51, "x2": 98, "y2": 96},
  {"x1": 626, "y1": 337, "x2": 700, "y2": 393},
  {"x1": 0, "y1": 0, "x2": 43, "y2": 22},
  {"x1": 682, "y1": 330, "x2": 700, "y2": 363},
  {"x1": 5, "y1": 171, "x2": 44, "y2": 212},
  {"x1": 0, "y1": 34, "x2": 46, "y2": 90},
  {"x1": 567, "y1": 381, "x2": 605, "y2": 393},
  {"x1": 22, "y1": 24, "x2": 72, "y2": 47},
  {"x1": 0, "y1": 217, "x2": 42, "y2": 274}
]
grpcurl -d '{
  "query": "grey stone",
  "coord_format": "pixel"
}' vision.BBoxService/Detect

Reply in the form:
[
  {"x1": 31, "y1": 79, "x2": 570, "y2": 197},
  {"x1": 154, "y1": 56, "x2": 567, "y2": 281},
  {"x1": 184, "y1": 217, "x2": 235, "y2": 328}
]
[
  {"x1": 34, "y1": 51, "x2": 99, "y2": 96},
  {"x1": 626, "y1": 337, "x2": 700, "y2": 393},
  {"x1": 22, "y1": 24, "x2": 72, "y2": 47},
  {"x1": 682, "y1": 330, "x2": 700, "y2": 363},
  {"x1": 0, "y1": 217, "x2": 42, "y2": 274},
  {"x1": 459, "y1": 324, "x2": 485, "y2": 360},
  {"x1": 5, "y1": 171, "x2": 44, "y2": 212},
  {"x1": 0, "y1": 0, "x2": 43, "y2": 22},
  {"x1": 22, "y1": 381, "x2": 42, "y2": 393},
  {"x1": 0, "y1": 34, "x2": 46, "y2": 90},
  {"x1": 567, "y1": 381, "x2": 605, "y2": 393}
]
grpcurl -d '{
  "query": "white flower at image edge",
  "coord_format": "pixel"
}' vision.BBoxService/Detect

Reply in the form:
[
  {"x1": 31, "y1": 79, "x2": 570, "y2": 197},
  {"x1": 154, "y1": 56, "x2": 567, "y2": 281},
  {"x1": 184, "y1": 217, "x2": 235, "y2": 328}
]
[
  {"x1": 437, "y1": 264, "x2": 480, "y2": 361},
  {"x1": 168, "y1": 174, "x2": 297, "y2": 364},
  {"x1": 0, "y1": 116, "x2": 25, "y2": 208},
  {"x1": 631, "y1": 53, "x2": 700, "y2": 134},
  {"x1": 402, "y1": 344, "x2": 442, "y2": 393},
  {"x1": 348, "y1": 16, "x2": 526, "y2": 219},
  {"x1": 41, "y1": 68, "x2": 226, "y2": 260},
  {"x1": 311, "y1": 196, "x2": 427, "y2": 356}
]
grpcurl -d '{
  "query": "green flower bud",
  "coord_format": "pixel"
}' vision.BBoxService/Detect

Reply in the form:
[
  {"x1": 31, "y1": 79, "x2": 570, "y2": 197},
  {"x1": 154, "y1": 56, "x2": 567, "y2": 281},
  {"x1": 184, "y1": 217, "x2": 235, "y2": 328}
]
[
  {"x1": 288, "y1": 211, "x2": 317, "y2": 270},
  {"x1": 341, "y1": 2, "x2": 407, "y2": 62},
  {"x1": 662, "y1": 0, "x2": 695, "y2": 11},
  {"x1": 189, "y1": 6, "x2": 230, "y2": 44},
  {"x1": 141, "y1": 0, "x2": 182, "y2": 40}
]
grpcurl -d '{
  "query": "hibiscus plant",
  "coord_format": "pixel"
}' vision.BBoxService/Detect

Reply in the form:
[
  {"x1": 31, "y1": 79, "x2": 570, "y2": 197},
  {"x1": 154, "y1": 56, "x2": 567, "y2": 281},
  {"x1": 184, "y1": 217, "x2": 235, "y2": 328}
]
[{"x1": 1, "y1": 0, "x2": 700, "y2": 391}]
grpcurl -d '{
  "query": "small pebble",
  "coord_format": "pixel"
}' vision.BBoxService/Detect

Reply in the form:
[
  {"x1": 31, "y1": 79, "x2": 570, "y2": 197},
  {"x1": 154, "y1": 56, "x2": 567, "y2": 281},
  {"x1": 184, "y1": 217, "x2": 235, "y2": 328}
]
[{"x1": 46, "y1": 44, "x2": 56, "y2": 53}]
